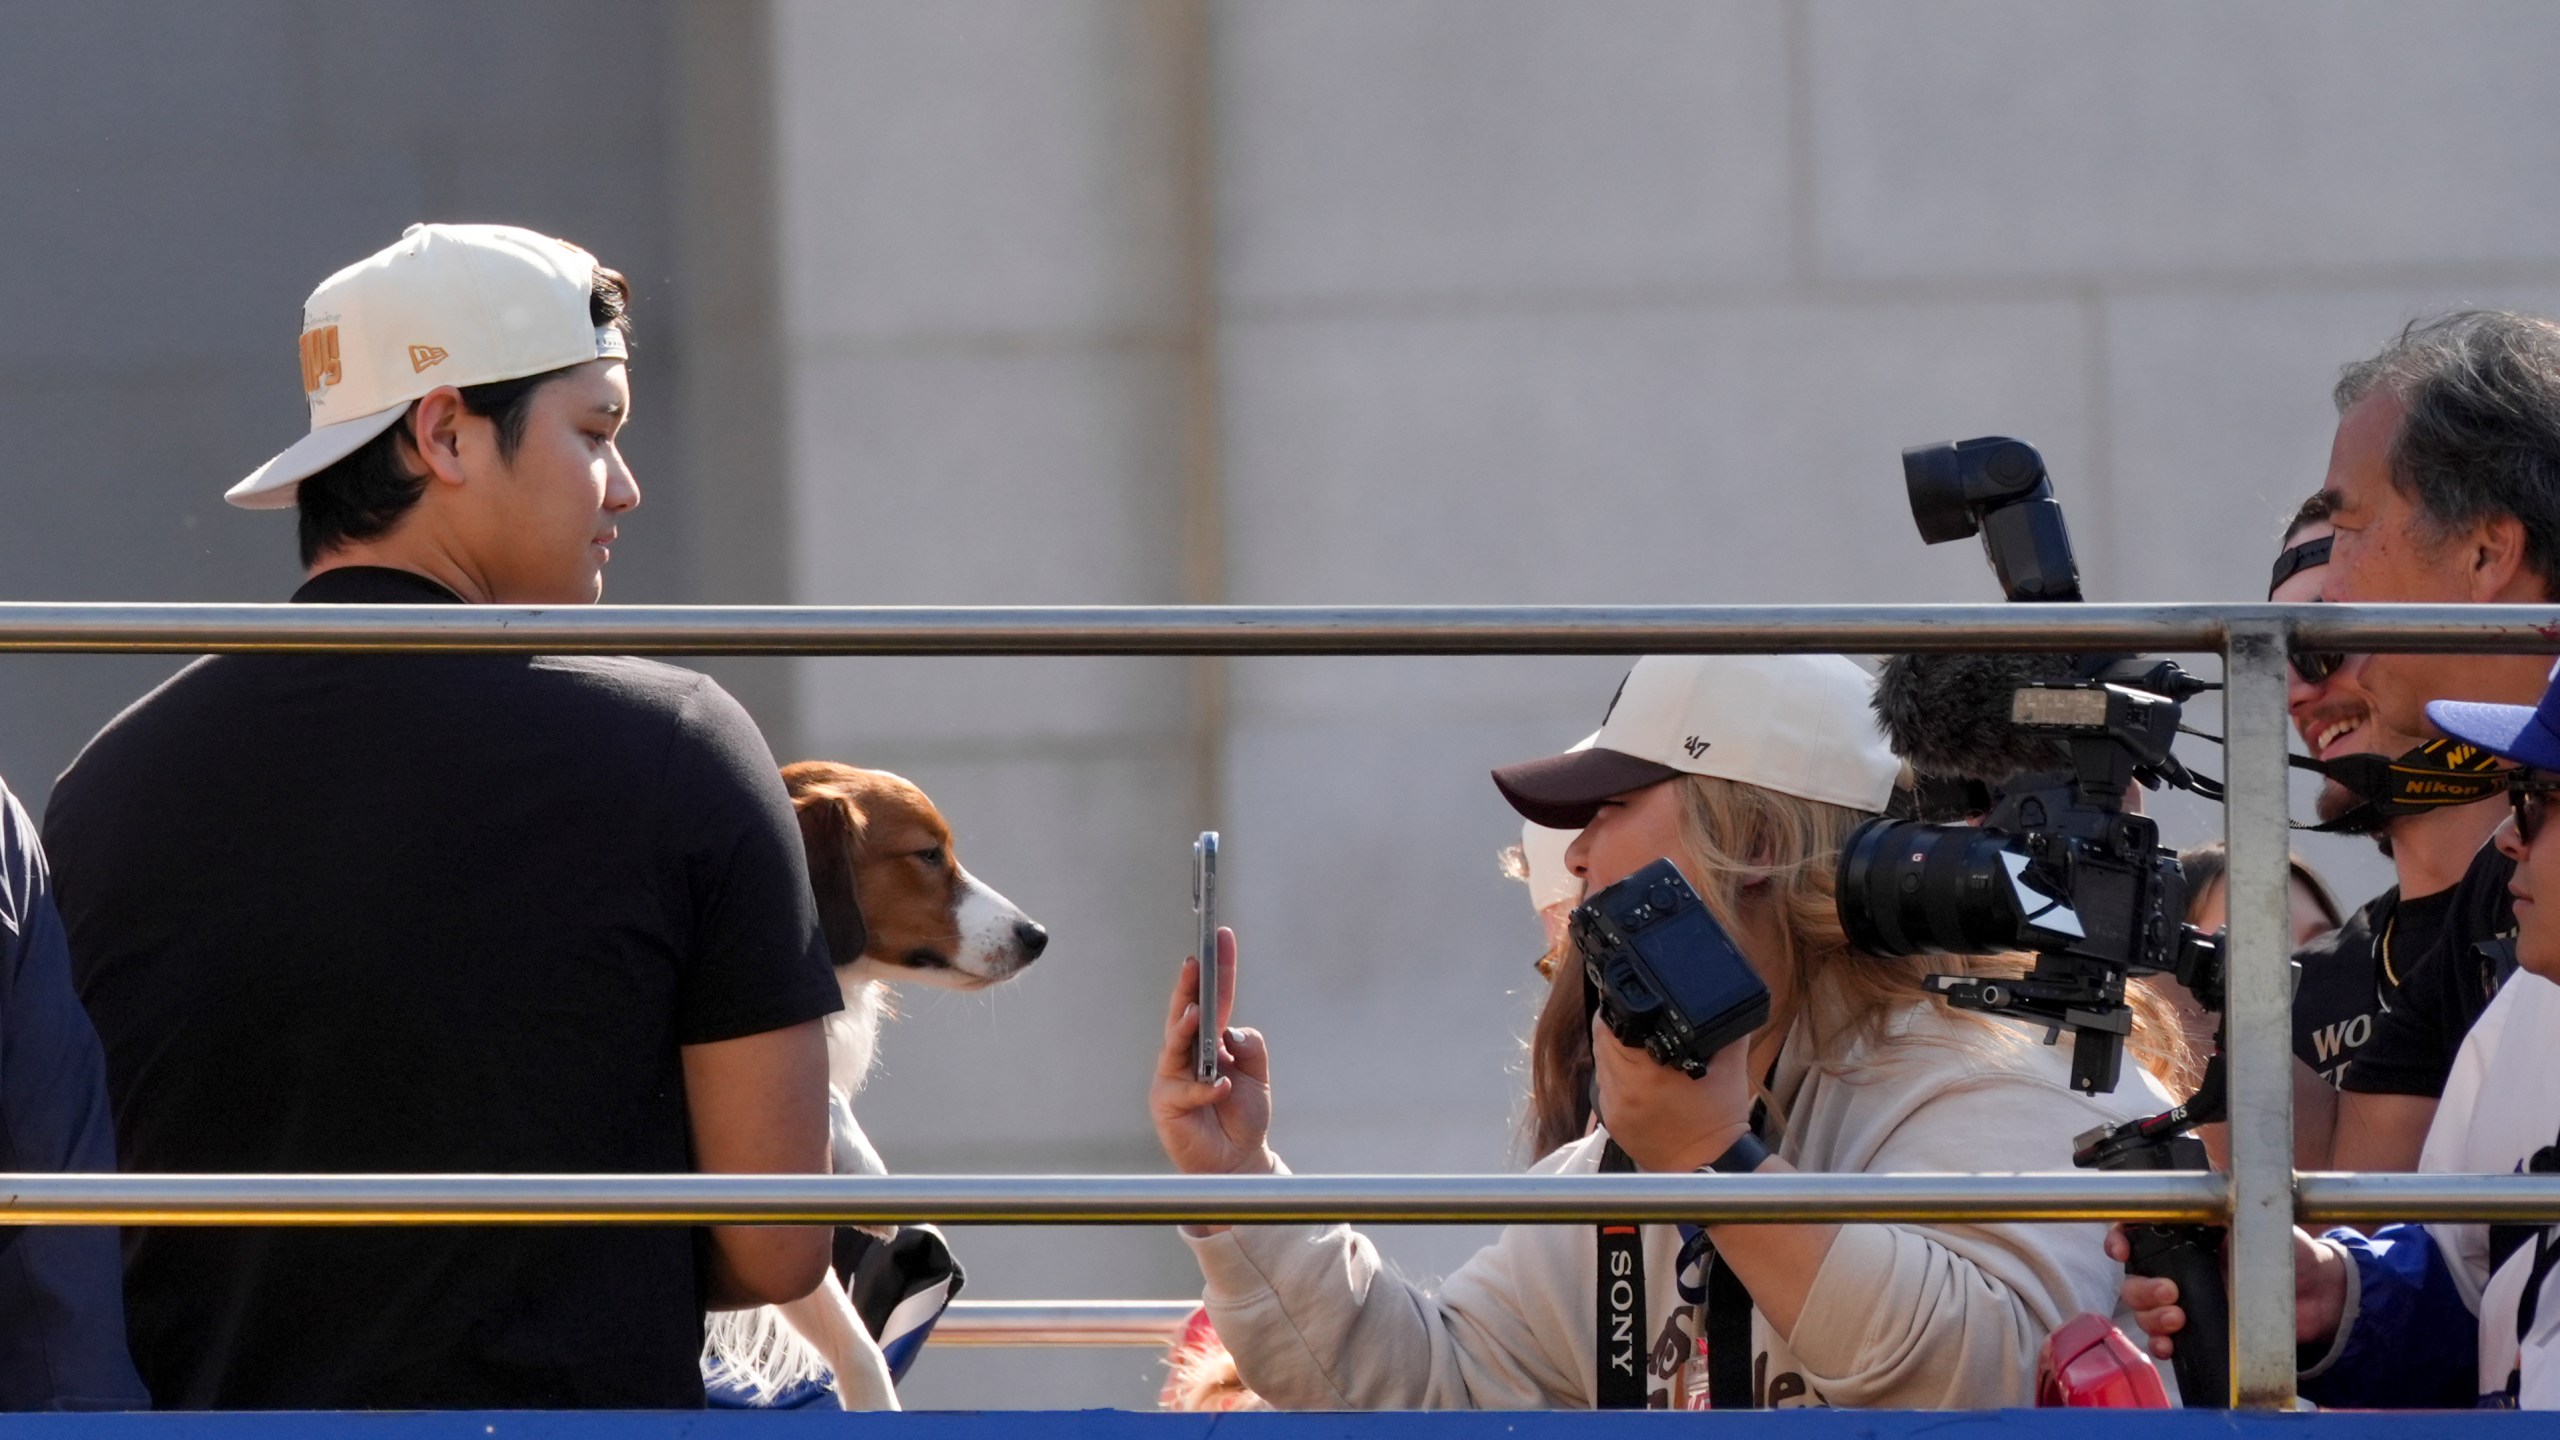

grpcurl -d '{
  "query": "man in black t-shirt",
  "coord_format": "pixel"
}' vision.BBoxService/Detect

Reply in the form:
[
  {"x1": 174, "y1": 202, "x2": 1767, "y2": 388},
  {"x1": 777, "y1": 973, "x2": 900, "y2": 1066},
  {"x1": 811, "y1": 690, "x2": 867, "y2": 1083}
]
[
  {"x1": 2313, "y1": 311, "x2": 2560, "y2": 1173},
  {"x1": 2265, "y1": 501, "x2": 2505, "y2": 1129},
  {"x1": 42, "y1": 225, "x2": 842, "y2": 1409}
]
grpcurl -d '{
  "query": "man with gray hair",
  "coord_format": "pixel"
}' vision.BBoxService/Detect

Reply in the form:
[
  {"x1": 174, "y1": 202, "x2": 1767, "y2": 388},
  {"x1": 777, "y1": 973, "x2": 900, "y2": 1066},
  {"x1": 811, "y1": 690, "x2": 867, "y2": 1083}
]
[
  {"x1": 2119, "y1": 311, "x2": 2560, "y2": 1404},
  {"x1": 2312, "y1": 311, "x2": 2560, "y2": 1171}
]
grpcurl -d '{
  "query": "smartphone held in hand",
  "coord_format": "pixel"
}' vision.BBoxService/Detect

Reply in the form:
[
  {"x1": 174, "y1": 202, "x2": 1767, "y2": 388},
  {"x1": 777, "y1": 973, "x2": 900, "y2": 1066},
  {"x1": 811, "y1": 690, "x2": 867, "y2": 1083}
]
[{"x1": 1192, "y1": 831, "x2": 1220, "y2": 1082}]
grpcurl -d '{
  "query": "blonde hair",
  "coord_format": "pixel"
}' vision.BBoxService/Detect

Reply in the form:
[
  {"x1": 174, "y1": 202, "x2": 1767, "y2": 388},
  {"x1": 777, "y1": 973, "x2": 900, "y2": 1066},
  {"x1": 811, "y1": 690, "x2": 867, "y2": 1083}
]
[
  {"x1": 1664, "y1": 773, "x2": 2189, "y2": 1088},
  {"x1": 1515, "y1": 774, "x2": 2191, "y2": 1158},
  {"x1": 1161, "y1": 1331, "x2": 1265, "y2": 1412}
]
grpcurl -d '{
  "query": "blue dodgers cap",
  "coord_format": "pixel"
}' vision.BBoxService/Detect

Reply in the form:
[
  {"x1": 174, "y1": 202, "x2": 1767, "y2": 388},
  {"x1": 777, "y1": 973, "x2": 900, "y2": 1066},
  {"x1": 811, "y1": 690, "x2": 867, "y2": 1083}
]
[{"x1": 2428, "y1": 680, "x2": 2560, "y2": 771}]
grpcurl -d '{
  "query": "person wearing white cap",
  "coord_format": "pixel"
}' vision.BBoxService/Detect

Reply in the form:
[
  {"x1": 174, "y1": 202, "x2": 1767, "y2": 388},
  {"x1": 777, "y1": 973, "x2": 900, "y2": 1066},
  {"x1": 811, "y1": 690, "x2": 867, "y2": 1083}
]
[
  {"x1": 1149, "y1": 653, "x2": 2181, "y2": 1411},
  {"x1": 222, "y1": 221, "x2": 644, "y2": 597},
  {"x1": 41, "y1": 225, "x2": 840, "y2": 1410},
  {"x1": 1502, "y1": 814, "x2": 1597, "y2": 1162}
]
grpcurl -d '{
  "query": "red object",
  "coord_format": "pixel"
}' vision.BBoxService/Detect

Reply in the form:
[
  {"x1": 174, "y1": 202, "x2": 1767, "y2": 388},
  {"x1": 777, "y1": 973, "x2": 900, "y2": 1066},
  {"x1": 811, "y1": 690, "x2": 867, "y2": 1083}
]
[
  {"x1": 1161, "y1": 1307, "x2": 1254, "y2": 1412},
  {"x1": 2038, "y1": 1313, "x2": 2172, "y2": 1408}
]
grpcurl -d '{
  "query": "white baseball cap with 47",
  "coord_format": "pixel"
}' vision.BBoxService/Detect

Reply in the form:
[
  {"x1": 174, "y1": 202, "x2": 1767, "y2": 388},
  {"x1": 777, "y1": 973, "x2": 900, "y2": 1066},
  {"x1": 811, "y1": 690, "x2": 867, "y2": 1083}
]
[
  {"x1": 226, "y1": 222, "x2": 626, "y2": 510},
  {"x1": 1492, "y1": 653, "x2": 1901, "y2": 829}
]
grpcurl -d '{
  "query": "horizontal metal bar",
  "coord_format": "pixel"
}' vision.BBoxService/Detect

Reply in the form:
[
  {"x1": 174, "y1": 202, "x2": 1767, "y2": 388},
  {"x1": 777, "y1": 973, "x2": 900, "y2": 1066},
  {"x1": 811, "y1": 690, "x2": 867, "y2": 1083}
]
[
  {"x1": 20, "y1": 1172, "x2": 2560, "y2": 1230},
  {"x1": 2298, "y1": 1173, "x2": 2560, "y2": 1224},
  {"x1": 0, "y1": 601, "x2": 2546, "y2": 656},
  {"x1": 932, "y1": 1300, "x2": 1197, "y2": 1348},
  {"x1": 0, "y1": 1172, "x2": 2228, "y2": 1225}
]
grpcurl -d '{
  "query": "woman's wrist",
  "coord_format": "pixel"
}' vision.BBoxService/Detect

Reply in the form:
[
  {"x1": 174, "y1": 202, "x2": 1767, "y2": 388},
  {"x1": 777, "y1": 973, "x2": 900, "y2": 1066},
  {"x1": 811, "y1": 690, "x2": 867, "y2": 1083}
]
[
  {"x1": 1697, "y1": 1127, "x2": 1769, "y2": 1174},
  {"x1": 1638, "y1": 1120, "x2": 1752, "y2": 1174},
  {"x1": 1181, "y1": 1147, "x2": 1283, "y2": 1237}
]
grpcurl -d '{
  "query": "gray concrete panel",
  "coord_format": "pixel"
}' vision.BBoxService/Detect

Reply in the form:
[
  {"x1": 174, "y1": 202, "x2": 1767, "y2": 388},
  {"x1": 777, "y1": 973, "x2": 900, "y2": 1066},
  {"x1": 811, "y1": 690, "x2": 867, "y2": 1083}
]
[
  {"x1": 0, "y1": 159, "x2": 426, "y2": 367},
  {"x1": 299, "y1": 0, "x2": 669, "y2": 160},
  {"x1": 1217, "y1": 0, "x2": 1791, "y2": 305},
  {"x1": 1218, "y1": 298, "x2": 2090, "y2": 725},
  {"x1": 0, "y1": 1, "x2": 294, "y2": 161},
  {"x1": 787, "y1": 347, "x2": 1193, "y2": 744},
  {"x1": 787, "y1": 349, "x2": 1189, "y2": 604},
  {"x1": 1222, "y1": 300, "x2": 2090, "y2": 605},
  {"x1": 671, "y1": 0, "x2": 801, "y2": 744},
  {"x1": 773, "y1": 0, "x2": 1189, "y2": 341},
  {"x1": 1810, "y1": 0, "x2": 2560, "y2": 279},
  {"x1": 2100, "y1": 285, "x2": 2560, "y2": 602}
]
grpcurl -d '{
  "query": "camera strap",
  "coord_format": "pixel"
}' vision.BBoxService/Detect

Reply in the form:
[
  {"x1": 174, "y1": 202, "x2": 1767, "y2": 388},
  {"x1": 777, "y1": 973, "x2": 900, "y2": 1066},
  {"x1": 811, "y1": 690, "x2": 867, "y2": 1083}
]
[
  {"x1": 1593, "y1": 1140, "x2": 1649, "y2": 1409},
  {"x1": 2299, "y1": 739, "x2": 2509, "y2": 836},
  {"x1": 1594, "y1": 1129, "x2": 1762, "y2": 1410}
]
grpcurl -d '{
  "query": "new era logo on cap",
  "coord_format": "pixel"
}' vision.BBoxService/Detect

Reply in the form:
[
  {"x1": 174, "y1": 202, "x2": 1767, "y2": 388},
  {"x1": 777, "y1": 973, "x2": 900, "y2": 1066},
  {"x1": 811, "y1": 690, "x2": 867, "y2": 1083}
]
[{"x1": 228, "y1": 222, "x2": 623, "y2": 511}]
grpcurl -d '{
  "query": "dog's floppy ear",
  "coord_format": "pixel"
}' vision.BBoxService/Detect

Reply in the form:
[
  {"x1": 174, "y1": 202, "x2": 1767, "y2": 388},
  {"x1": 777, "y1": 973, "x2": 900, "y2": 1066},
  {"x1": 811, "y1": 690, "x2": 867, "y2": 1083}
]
[{"x1": 792, "y1": 787, "x2": 870, "y2": 966}]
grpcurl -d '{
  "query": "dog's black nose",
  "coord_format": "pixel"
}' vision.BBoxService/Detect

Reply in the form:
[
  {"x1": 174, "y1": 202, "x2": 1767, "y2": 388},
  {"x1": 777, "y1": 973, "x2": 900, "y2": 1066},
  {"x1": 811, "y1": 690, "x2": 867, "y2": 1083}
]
[{"x1": 1014, "y1": 920, "x2": 1049, "y2": 960}]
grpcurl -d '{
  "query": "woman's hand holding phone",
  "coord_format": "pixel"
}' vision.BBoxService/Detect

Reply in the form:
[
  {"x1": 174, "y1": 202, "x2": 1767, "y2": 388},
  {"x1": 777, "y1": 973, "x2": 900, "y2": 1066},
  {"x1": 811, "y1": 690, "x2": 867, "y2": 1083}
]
[{"x1": 1151, "y1": 928, "x2": 1277, "y2": 1218}]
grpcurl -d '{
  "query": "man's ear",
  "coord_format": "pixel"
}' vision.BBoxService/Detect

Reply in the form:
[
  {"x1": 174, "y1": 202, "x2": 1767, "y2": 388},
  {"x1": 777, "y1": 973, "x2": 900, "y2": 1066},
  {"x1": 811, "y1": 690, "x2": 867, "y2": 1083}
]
[
  {"x1": 792, "y1": 789, "x2": 870, "y2": 967},
  {"x1": 2466, "y1": 512, "x2": 2536, "y2": 602},
  {"x1": 408, "y1": 386, "x2": 471, "y2": 487}
]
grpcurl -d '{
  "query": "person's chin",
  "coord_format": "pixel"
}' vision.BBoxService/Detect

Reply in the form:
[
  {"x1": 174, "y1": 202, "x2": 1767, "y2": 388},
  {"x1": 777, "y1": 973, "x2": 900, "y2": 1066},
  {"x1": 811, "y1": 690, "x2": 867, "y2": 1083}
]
[
  {"x1": 2311, "y1": 781, "x2": 2359, "y2": 826},
  {"x1": 2516, "y1": 932, "x2": 2560, "y2": 986}
]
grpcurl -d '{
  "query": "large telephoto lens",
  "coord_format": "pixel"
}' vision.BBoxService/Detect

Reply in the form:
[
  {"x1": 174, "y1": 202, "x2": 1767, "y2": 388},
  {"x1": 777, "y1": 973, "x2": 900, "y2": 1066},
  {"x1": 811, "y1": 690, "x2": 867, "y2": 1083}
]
[{"x1": 1836, "y1": 817, "x2": 2030, "y2": 957}]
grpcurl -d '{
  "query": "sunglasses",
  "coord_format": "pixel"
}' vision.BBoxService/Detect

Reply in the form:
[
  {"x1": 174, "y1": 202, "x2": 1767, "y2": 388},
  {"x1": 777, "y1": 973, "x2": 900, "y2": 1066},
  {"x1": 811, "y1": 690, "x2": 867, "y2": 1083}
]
[
  {"x1": 2288, "y1": 645, "x2": 2346, "y2": 685},
  {"x1": 2511, "y1": 772, "x2": 2560, "y2": 846}
]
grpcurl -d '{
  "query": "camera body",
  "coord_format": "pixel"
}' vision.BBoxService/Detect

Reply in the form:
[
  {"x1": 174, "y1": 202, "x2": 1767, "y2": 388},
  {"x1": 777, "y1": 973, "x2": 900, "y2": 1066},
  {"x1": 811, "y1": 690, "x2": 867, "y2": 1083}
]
[
  {"x1": 1573, "y1": 858, "x2": 1770, "y2": 1078},
  {"x1": 1838, "y1": 677, "x2": 2221, "y2": 1092},
  {"x1": 1841, "y1": 438, "x2": 2223, "y2": 1094}
]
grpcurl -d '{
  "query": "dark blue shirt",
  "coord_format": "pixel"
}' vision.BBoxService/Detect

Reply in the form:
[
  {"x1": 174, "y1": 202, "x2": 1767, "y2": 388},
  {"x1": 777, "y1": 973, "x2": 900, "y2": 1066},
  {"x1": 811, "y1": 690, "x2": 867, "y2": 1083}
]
[{"x1": 0, "y1": 774, "x2": 147, "y2": 1409}]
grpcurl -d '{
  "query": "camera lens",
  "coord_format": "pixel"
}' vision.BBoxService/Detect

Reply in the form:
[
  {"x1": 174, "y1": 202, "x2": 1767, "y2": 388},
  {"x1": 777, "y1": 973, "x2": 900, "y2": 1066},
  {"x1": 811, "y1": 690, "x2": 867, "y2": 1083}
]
[{"x1": 1837, "y1": 817, "x2": 2032, "y2": 957}]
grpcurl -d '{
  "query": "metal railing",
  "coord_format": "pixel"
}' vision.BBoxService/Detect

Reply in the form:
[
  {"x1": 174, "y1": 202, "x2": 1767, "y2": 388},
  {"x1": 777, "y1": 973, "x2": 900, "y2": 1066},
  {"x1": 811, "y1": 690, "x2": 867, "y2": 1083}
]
[
  {"x1": 936, "y1": 1301, "x2": 1198, "y2": 1349},
  {"x1": 2, "y1": 599, "x2": 2555, "y2": 1408}
]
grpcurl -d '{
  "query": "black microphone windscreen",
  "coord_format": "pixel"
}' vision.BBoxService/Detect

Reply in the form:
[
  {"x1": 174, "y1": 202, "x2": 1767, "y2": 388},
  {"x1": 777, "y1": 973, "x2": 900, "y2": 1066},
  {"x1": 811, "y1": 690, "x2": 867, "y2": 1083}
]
[{"x1": 1874, "y1": 651, "x2": 2082, "y2": 783}]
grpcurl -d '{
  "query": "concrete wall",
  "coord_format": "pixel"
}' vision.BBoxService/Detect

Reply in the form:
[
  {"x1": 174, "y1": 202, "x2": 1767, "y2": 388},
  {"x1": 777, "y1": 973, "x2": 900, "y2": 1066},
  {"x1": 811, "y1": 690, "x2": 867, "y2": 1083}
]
[
  {"x1": 0, "y1": 1, "x2": 753, "y2": 803},
  {"x1": 768, "y1": 0, "x2": 1217, "y2": 1406},
  {"x1": 773, "y1": 0, "x2": 2560, "y2": 1408},
  {"x1": 8, "y1": 0, "x2": 2560, "y2": 1415}
]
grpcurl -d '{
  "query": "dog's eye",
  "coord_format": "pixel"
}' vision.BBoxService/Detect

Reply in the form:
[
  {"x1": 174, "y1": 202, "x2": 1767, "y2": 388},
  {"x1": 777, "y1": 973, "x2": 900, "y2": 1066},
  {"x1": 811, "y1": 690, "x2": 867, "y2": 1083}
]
[{"x1": 914, "y1": 847, "x2": 946, "y2": 868}]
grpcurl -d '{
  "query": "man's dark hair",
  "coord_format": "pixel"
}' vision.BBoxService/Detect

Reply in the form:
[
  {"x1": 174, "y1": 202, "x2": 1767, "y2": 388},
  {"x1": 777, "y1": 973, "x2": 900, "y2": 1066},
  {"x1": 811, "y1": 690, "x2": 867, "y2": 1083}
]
[
  {"x1": 296, "y1": 267, "x2": 633, "y2": 566},
  {"x1": 2281, "y1": 490, "x2": 2332, "y2": 544},
  {"x1": 2334, "y1": 309, "x2": 2560, "y2": 597}
]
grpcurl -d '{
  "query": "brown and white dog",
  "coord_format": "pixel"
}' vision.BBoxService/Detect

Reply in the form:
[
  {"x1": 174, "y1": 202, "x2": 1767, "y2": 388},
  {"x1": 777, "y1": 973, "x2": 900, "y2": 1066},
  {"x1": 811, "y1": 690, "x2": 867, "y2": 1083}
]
[{"x1": 704, "y1": 761, "x2": 1048, "y2": 1409}]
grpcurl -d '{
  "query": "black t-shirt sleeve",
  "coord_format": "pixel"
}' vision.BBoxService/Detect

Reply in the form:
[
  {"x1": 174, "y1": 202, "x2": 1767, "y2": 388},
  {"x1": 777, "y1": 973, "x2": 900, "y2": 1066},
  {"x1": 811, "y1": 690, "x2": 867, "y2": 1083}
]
[
  {"x1": 660, "y1": 677, "x2": 841, "y2": 1045},
  {"x1": 2341, "y1": 847, "x2": 2515, "y2": 1098}
]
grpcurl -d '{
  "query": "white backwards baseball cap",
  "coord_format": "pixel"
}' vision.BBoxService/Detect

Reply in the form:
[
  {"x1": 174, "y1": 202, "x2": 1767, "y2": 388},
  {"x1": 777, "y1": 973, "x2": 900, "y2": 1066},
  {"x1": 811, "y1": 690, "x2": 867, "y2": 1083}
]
[
  {"x1": 227, "y1": 222, "x2": 627, "y2": 510},
  {"x1": 1492, "y1": 654, "x2": 1900, "y2": 828}
]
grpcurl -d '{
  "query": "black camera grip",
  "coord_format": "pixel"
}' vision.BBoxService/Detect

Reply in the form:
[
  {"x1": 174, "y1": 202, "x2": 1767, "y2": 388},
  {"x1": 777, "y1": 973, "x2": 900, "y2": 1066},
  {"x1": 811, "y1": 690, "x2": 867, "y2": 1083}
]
[{"x1": 2124, "y1": 1221, "x2": 2228, "y2": 1409}]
